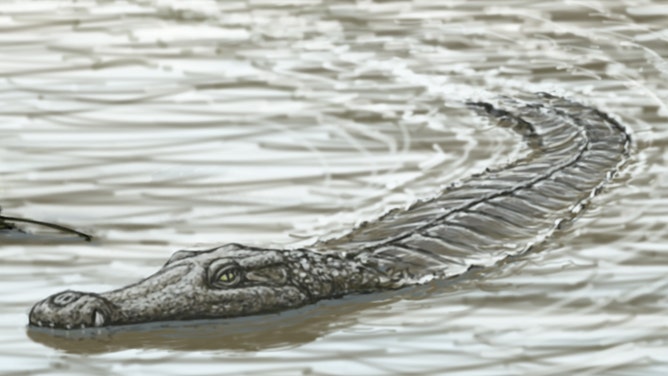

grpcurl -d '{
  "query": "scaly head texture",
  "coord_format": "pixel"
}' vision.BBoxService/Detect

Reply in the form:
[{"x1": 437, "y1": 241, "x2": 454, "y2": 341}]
[{"x1": 28, "y1": 244, "x2": 416, "y2": 329}]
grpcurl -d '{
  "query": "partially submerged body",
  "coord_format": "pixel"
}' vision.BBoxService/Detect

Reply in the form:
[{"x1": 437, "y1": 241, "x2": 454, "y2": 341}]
[{"x1": 28, "y1": 93, "x2": 632, "y2": 329}]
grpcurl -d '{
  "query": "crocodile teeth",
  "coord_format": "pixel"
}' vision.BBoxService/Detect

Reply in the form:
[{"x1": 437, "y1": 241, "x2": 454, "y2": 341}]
[{"x1": 93, "y1": 311, "x2": 105, "y2": 327}]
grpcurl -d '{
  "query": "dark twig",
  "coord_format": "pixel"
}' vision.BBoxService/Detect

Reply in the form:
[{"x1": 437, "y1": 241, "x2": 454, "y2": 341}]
[{"x1": 0, "y1": 215, "x2": 92, "y2": 242}]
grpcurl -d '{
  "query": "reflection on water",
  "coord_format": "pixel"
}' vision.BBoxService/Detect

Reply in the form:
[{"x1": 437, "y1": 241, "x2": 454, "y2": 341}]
[{"x1": 1, "y1": 0, "x2": 667, "y2": 374}]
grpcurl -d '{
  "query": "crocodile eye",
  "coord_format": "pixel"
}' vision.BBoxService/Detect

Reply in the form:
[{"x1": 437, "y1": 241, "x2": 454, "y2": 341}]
[
  {"x1": 211, "y1": 265, "x2": 243, "y2": 288},
  {"x1": 219, "y1": 270, "x2": 237, "y2": 283}
]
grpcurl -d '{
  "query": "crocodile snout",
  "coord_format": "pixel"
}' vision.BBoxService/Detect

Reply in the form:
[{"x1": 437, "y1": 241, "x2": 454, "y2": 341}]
[{"x1": 29, "y1": 290, "x2": 116, "y2": 330}]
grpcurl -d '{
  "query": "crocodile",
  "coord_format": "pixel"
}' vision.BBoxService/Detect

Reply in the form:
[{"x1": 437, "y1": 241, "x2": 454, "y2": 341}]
[{"x1": 28, "y1": 93, "x2": 631, "y2": 329}]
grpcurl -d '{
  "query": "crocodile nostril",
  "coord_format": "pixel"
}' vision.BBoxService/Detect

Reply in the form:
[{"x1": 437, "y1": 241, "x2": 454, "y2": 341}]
[{"x1": 50, "y1": 291, "x2": 83, "y2": 307}]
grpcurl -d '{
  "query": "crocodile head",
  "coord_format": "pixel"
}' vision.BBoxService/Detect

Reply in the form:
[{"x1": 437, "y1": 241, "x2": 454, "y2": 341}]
[{"x1": 28, "y1": 244, "x2": 313, "y2": 329}]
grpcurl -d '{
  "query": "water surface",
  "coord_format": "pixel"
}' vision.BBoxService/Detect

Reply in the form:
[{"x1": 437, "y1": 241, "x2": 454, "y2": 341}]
[{"x1": 1, "y1": 0, "x2": 667, "y2": 374}]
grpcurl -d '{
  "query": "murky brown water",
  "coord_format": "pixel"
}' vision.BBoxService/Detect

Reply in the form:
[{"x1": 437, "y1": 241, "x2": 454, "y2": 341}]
[{"x1": 1, "y1": 0, "x2": 667, "y2": 374}]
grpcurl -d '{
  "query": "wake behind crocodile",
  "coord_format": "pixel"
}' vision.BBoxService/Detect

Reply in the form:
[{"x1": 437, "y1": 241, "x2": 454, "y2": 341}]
[{"x1": 28, "y1": 93, "x2": 631, "y2": 330}]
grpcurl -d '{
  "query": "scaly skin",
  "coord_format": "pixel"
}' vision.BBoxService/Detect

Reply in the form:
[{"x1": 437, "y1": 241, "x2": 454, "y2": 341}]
[
  {"x1": 29, "y1": 244, "x2": 414, "y2": 328},
  {"x1": 28, "y1": 93, "x2": 632, "y2": 329}
]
